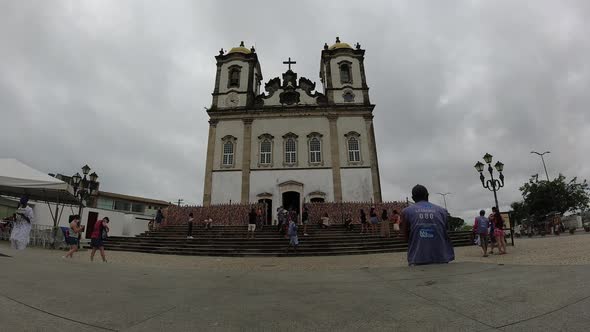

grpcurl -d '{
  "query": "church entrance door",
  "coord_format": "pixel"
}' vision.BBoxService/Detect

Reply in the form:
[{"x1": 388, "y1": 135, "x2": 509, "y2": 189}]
[
  {"x1": 258, "y1": 198, "x2": 272, "y2": 225},
  {"x1": 282, "y1": 191, "x2": 300, "y2": 221}
]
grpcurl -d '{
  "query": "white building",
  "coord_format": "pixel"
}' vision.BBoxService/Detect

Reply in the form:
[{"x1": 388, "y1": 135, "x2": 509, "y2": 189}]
[{"x1": 202, "y1": 38, "x2": 382, "y2": 221}]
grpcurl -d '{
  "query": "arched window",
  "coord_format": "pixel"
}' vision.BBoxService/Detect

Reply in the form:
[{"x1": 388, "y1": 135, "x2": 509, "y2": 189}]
[
  {"x1": 348, "y1": 137, "x2": 360, "y2": 162},
  {"x1": 285, "y1": 138, "x2": 297, "y2": 164},
  {"x1": 221, "y1": 135, "x2": 237, "y2": 167},
  {"x1": 260, "y1": 139, "x2": 272, "y2": 164},
  {"x1": 307, "y1": 133, "x2": 323, "y2": 165},
  {"x1": 228, "y1": 65, "x2": 241, "y2": 88},
  {"x1": 339, "y1": 61, "x2": 352, "y2": 84},
  {"x1": 344, "y1": 131, "x2": 362, "y2": 164}
]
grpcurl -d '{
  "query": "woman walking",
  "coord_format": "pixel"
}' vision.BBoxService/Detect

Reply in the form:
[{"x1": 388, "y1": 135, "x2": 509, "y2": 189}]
[
  {"x1": 369, "y1": 206, "x2": 379, "y2": 235},
  {"x1": 491, "y1": 207, "x2": 507, "y2": 255},
  {"x1": 359, "y1": 209, "x2": 368, "y2": 234},
  {"x1": 392, "y1": 210, "x2": 401, "y2": 235},
  {"x1": 64, "y1": 215, "x2": 84, "y2": 259},
  {"x1": 380, "y1": 209, "x2": 391, "y2": 238},
  {"x1": 90, "y1": 217, "x2": 110, "y2": 262}
]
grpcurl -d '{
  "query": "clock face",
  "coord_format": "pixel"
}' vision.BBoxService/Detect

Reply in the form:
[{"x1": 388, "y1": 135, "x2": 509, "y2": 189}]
[{"x1": 225, "y1": 92, "x2": 239, "y2": 107}]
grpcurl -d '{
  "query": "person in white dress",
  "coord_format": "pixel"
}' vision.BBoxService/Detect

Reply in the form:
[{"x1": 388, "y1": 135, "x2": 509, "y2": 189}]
[{"x1": 10, "y1": 196, "x2": 34, "y2": 250}]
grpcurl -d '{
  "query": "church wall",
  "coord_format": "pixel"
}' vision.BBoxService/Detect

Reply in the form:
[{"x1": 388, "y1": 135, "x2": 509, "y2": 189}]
[
  {"x1": 336, "y1": 116, "x2": 371, "y2": 167},
  {"x1": 333, "y1": 90, "x2": 365, "y2": 104},
  {"x1": 249, "y1": 117, "x2": 332, "y2": 169},
  {"x1": 211, "y1": 171, "x2": 242, "y2": 204},
  {"x1": 341, "y1": 168, "x2": 374, "y2": 202},
  {"x1": 213, "y1": 120, "x2": 244, "y2": 171}
]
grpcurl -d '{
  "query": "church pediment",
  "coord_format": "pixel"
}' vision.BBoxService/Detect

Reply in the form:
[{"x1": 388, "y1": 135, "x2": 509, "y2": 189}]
[
  {"x1": 279, "y1": 180, "x2": 304, "y2": 188},
  {"x1": 255, "y1": 70, "x2": 327, "y2": 107}
]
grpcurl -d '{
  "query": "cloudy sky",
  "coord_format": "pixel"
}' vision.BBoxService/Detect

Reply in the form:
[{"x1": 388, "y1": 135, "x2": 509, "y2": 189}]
[{"x1": 2, "y1": 0, "x2": 589, "y2": 222}]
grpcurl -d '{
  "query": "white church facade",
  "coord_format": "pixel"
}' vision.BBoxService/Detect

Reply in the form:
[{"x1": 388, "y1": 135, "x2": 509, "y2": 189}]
[{"x1": 202, "y1": 38, "x2": 382, "y2": 221}]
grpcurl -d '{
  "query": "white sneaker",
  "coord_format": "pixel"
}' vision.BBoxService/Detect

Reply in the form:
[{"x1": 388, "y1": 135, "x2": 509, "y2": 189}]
[{"x1": 187, "y1": 236, "x2": 194, "y2": 239}]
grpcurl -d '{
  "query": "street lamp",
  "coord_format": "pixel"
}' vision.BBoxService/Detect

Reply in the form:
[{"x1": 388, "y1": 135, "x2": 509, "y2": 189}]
[
  {"x1": 530, "y1": 151, "x2": 550, "y2": 181},
  {"x1": 71, "y1": 165, "x2": 99, "y2": 216},
  {"x1": 436, "y1": 192, "x2": 451, "y2": 210},
  {"x1": 474, "y1": 153, "x2": 505, "y2": 211}
]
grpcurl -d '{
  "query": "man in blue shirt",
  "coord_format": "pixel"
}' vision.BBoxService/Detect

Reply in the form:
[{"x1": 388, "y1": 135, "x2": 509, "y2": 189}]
[{"x1": 401, "y1": 185, "x2": 455, "y2": 265}]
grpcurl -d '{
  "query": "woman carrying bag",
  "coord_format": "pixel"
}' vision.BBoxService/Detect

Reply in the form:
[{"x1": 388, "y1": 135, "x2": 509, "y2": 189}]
[{"x1": 90, "y1": 217, "x2": 110, "y2": 262}]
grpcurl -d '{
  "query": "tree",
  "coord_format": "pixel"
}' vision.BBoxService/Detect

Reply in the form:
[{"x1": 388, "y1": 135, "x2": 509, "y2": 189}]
[
  {"x1": 448, "y1": 216, "x2": 465, "y2": 231},
  {"x1": 512, "y1": 174, "x2": 590, "y2": 225}
]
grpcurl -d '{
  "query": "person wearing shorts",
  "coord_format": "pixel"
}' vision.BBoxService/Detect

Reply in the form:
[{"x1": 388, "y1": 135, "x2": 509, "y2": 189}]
[
  {"x1": 473, "y1": 210, "x2": 490, "y2": 257},
  {"x1": 90, "y1": 217, "x2": 109, "y2": 262},
  {"x1": 64, "y1": 215, "x2": 84, "y2": 259},
  {"x1": 248, "y1": 208, "x2": 257, "y2": 239}
]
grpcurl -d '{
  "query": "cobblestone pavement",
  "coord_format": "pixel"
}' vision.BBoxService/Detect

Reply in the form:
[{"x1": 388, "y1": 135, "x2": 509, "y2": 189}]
[{"x1": 1, "y1": 233, "x2": 589, "y2": 331}]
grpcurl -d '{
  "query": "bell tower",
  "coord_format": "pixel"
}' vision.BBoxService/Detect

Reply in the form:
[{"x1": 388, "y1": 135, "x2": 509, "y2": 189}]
[
  {"x1": 319, "y1": 37, "x2": 370, "y2": 105},
  {"x1": 211, "y1": 41, "x2": 263, "y2": 110}
]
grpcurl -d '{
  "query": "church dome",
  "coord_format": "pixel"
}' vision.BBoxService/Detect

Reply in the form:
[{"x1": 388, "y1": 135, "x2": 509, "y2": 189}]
[
  {"x1": 228, "y1": 41, "x2": 252, "y2": 54},
  {"x1": 328, "y1": 37, "x2": 352, "y2": 50}
]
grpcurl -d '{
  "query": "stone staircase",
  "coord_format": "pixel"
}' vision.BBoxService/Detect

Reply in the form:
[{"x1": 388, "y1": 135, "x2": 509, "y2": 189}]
[{"x1": 102, "y1": 224, "x2": 474, "y2": 257}]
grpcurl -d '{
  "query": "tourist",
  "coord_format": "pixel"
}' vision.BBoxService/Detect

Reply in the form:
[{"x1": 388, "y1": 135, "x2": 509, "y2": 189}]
[
  {"x1": 203, "y1": 215, "x2": 213, "y2": 230},
  {"x1": 359, "y1": 209, "x2": 368, "y2": 234},
  {"x1": 187, "y1": 212, "x2": 194, "y2": 239},
  {"x1": 248, "y1": 208, "x2": 257, "y2": 239},
  {"x1": 302, "y1": 206, "x2": 310, "y2": 236},
  {"x1": 320, "y1": 213, "x2": 330, "y2": 229},
  {"x1": 491, "y1": 207, "x2": 507, "y2": 254},
  {"x1": 256, "y1": 207, "x2": 264, "y2": 230},
  {"x1": 392, "y1": 210, "x2": 401, "y2": 234},
  {"x1": 400, "y1": 185, "x2": 455, "y2": 265},
  {"x1": 369, "y1": 206, "x2": 379, "y2": 235},
  {"x1": 10, "y1": 196, "x2": 34, "y2": 250},
  {"x1": 380, "y1": 209, "x2": 391, "y2": 238},
  {"x1": 155, "y1": 208, "x2": 164, "y2": 230},
  {"x1": 344, "y1": 213, "x2": 354, "y2": 231},
  {"x1": 90, "y1": 217, "x2": 110, "y2": 262},
  {"x1": 287, "y1": 218, "x2": 299, "y2": 253},
  {"x1": 64, "y1": 215, "x2": 84, "y2": 258},
  {"x1": 148, "y1": 218, "x2": 154, "y2": 232},
  {"x1": 277, "y1": 207, "x2": 285, "y2": 233},
  {"x1": 488, "y1": 213, "x2": 498, "y2": 254},
  {"x1": 473, "y1": 210, "x2": 490, "y2": 257}
]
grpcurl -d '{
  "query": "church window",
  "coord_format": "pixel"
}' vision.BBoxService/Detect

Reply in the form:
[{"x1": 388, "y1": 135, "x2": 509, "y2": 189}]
[
  {"x1": 285, "y1": 139, "x2": 297, "y2": 164},
  {"x1": 228, "y1": 65, "x2": 241, "y2": 88},
  {"x1": 339, "y1": 61, "x2": 353, "y2": 84},
  {"x1": 343, "y1": 91, "x2": 355, "y2": 102},
  {"x1": 348, "y1": 137, "x2": 361, "y2": 162},
  {"x1": 309, "y1": 138, "x2": 322, "y2": 164},
  {"x1": 258, "y1": 134, "x2": 274, "y2": 166},
  {"x1": 345, "y1": 131, "x2": 362, "y2": 164},
  {"x1": 221, "y1": 135, "x2": 237, "y2": 167}
]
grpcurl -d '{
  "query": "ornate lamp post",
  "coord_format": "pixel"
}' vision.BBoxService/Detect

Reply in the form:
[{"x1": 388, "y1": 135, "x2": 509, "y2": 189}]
[
  {"x1": 71, "y1": 165, "x2": 99, "y2": 216},
  {"x1": 474, "y1": 153, "x2": 505, "y2": 211}
]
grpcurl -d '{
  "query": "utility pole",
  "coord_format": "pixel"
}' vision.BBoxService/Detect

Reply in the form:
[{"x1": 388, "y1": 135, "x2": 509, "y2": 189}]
[
  {"x1": 176, "y1": 199, "x2": 184, "y2": 207},
  {"x1": 436, "y1": 192, "x2": 451, "y2": 210}
]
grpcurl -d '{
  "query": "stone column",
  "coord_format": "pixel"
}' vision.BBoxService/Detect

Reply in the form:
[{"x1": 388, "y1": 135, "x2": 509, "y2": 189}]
[
  {"x1": 241, "y1": 118, "x2": 254, "y2": 204},
  {"x1": 202, "y1": 119, "x2": 218, "y2": 206},
  {"x1": 364, "y1": 115, "x2": 382, "y2": 203},
  {"x1": 328, "y1": 114, "x2": 343, "y2": 202}
]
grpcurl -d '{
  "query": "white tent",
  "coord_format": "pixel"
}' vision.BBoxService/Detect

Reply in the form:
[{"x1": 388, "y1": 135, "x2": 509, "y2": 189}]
[{"x1": 0, "y1": 158, "x2": 79, "y2": 205}]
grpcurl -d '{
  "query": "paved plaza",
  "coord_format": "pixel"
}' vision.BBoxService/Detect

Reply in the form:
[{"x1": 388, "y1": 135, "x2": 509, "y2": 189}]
[{"x1": 1, "y1": 234, "x2": 590, "y2": 331}]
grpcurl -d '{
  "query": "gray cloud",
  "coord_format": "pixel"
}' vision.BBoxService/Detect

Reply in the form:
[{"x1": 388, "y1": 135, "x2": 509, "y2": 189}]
[{"x1": 1, "y1": 1, "x2": 589, "y2": 221}]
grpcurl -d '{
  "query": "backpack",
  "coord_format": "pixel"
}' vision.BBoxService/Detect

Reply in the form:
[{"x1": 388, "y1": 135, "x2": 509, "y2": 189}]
[{"x1": 99, "y1": 221, "x2": 108, "y2": 240}]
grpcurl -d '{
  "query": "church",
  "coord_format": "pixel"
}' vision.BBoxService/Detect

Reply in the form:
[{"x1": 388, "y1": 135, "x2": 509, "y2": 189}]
[{"x1": 202, "y1": 38, "x2": 382, "y2": 222}]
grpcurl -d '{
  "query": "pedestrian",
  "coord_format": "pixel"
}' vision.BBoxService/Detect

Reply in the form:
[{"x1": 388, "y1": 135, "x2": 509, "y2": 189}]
[
  {"x1": 400, "y1": 185, "x2": 455, "y2": 266},
  {"x1": 203, "y1": 215, "x2": 213, "y2": 230},
  {"x1": 380, "y1": 209, "x2": 391, "y2": 238},
  {"x1": 187, "y1": 212, "x2": 194, "y2": 239},
  {"x1": 248, "y1": 208, "x2": 257, "y2": 239},
  {"x1": 277, "y1": 207, "x2": 285, "y2": 233},
  {"x1": 344, "y1": 213, "x2": 354, "y2": 231},
  {"x1": 369, "y1": 206, "x2": 379, "y2": 235},
  {"x1": 10, "y1": 196, "x2": 34, "y2": 250},
  {"x1": 287, "y1": 218, "x2": 299, "y2": 254},
  {"x1": 320, "y1": 213, "x2": 330, "y2": 229},
  {"x1": 256, "y1": 207, "x2": 264, "y2": 230},
  {"x1": 392, "y1": 210, "x2": 401, "y2": 234},
  {"x1": 491, "y1": 207, "x2": 507, "y2": 255},
  {"x1": 90, "y1": 217, "x2": 110, "y2": 262},
  {"x1": 473, "y1": 210, "x2": 490, "y2": 257},
  {"x1": 302, "y1": 206, "x2": 310, "y2": 236},
  {"x1": 359, "y1": 209, "x2": 368, "y2": 234},
  {"x1": 488, "y1": 214, "x2": 498, "y2": 254},
  {"x1": 155, "y1": 208, "x2": 164, "y2": 230},
  {"x1": 63, "y1": 215, "x2": 84, "y2": 259}
]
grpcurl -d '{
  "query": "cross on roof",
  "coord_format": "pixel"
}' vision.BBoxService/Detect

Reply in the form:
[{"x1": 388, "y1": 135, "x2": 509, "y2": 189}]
[{"x1": 282, "y1": 57, "x2": 296, "y2": 70}]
